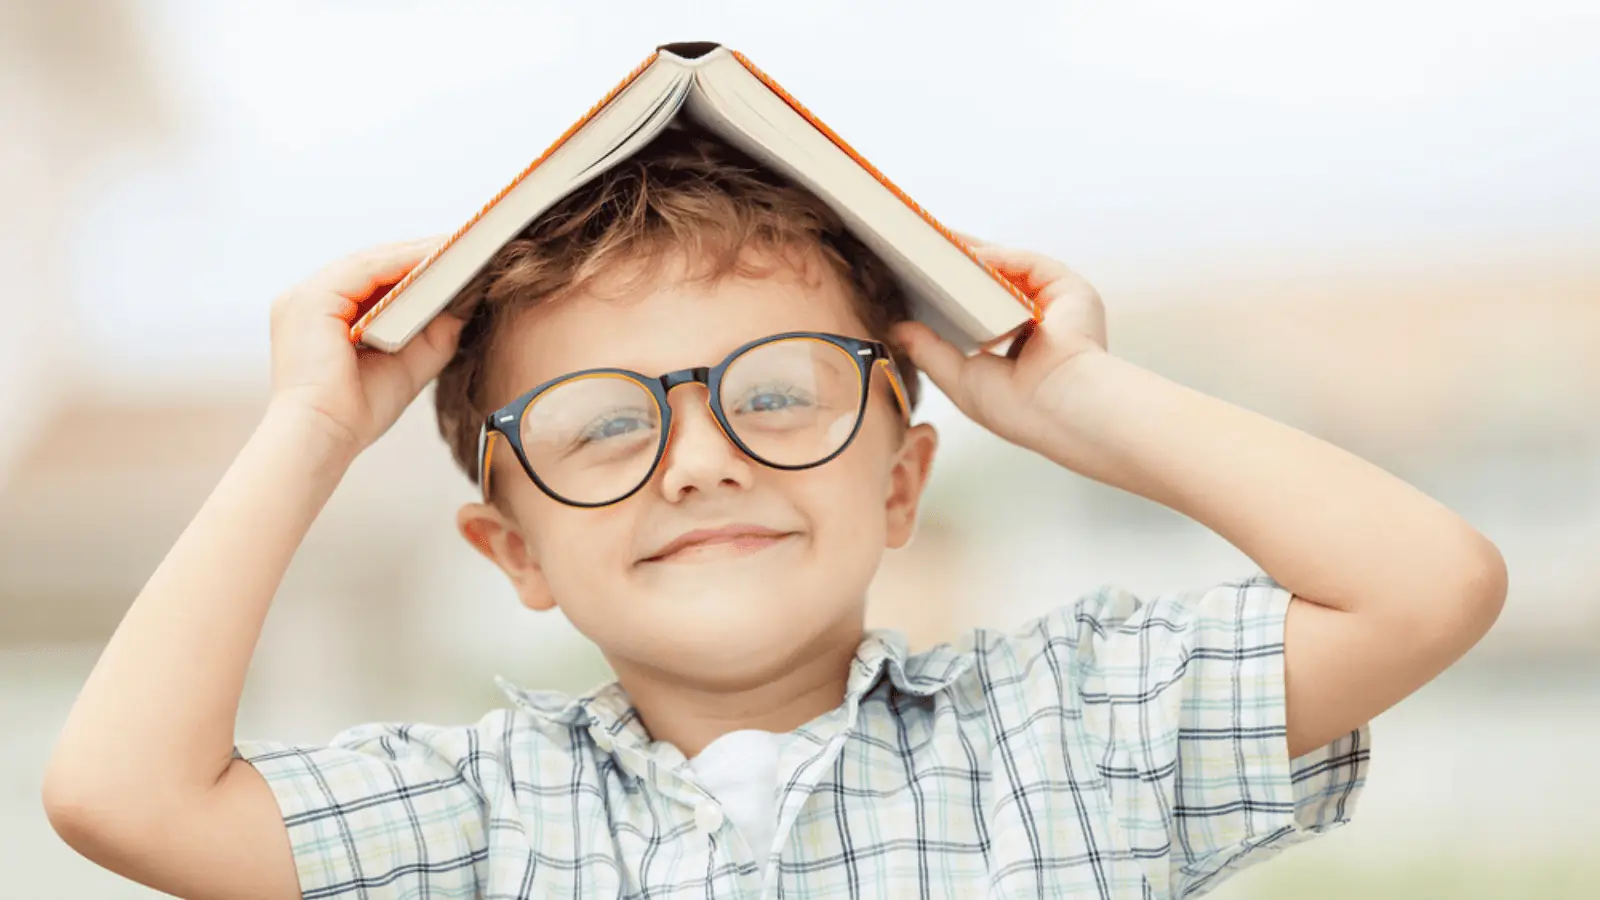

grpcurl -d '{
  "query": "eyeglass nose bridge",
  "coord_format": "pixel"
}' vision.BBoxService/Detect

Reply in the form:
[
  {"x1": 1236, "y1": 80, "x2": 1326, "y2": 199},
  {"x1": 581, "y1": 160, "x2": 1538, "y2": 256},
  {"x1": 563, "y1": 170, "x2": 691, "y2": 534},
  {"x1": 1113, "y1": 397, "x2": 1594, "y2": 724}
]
[
  {"x1": 654, "y1": 365, "x2": 734, "y2": 458},
  {"x1": 659, "y1": 366, "x2": 712, "y2": 392}
]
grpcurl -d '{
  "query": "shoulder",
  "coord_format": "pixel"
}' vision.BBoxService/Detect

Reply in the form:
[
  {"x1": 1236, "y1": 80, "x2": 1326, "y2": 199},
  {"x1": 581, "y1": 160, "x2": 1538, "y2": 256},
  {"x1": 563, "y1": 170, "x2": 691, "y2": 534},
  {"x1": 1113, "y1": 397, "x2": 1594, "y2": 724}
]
[
  {"x1": 230, "y1": 690, "x2": 613, "y2": 898},
  {"x1": 906, "y1": 574, "x2": 1292, "y2": 705},
  {"x1": 965, "y1": 573, "x2": 1290, "y2": 662},
  {"x1": 237, "y1": 683, "x2": 605, "y2": 801},
  {"x1": 323, "y1": 705, "x2": 570, "y2": 764}
]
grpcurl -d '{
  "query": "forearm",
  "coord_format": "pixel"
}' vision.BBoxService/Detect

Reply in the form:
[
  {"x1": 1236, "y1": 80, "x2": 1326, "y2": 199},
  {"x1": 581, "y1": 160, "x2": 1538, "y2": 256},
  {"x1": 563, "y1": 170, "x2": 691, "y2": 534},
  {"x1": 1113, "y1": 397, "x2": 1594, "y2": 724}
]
[
  {"x1": 1029, "y1": 352, "x2": 1501, "y2": 615},
  {"x1": 46, "y1": 405, "x2": 355, "y2": 802}
]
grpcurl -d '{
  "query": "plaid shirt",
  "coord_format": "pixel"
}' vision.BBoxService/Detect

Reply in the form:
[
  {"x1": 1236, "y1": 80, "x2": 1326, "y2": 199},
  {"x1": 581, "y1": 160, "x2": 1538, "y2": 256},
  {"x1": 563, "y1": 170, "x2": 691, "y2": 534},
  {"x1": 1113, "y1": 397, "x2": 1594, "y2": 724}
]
[{"x1": 235, "y1": 574, "x2": 1369, "y2": 899}]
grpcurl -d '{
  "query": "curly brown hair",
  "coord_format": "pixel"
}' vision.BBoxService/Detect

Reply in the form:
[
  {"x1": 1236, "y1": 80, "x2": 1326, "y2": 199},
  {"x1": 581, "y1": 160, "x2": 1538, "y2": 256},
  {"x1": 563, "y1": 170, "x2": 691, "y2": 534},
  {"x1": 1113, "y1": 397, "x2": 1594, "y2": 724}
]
[{"x1": 433, "y1": 125, "x2": 922, "y2": 484}]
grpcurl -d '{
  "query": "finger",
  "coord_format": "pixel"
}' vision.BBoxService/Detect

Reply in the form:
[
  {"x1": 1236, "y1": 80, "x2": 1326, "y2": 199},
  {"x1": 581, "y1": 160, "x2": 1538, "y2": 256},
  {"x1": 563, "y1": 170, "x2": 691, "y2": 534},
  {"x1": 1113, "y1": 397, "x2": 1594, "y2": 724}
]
[
  {"x1": 306, "y1": 236, "x2": 447, "y2": 302},
  {"x1": 356, "y1": 314, "x2": 467, "y2": 421},
  {"x1": 904, "y1": 321, "x2": 1023, "y2": 421},
  {"x1": 1039, "y1": 284, "x2": 1107, "y2": 353},
  {"x1": 892, "y1": 319, "x2": 1009, "y2": 413},
  {"x1": 951, "y1": 230, "x2": 992, "y2": 249},
  {"x1": 391, "y1": 313, "x2": 468, "y2": 394},
  {"x1": 891, "y1": 321, "x2": 968, "y2": 399},
  {"x1": 982, "y1": 251, "x2": 1102, "y2": 340},
  {"x1": 1004, "y1": 319, "x2": 1038, "y2": 361},
  {"x1": 970, "y1": 245, "x2": 1075, "y2": 299}
]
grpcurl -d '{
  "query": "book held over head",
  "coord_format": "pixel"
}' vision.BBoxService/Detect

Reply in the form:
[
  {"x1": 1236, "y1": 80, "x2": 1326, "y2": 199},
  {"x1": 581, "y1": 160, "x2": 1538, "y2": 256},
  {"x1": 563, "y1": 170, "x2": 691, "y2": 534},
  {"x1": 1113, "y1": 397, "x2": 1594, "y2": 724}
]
[{"x1": 350, "y1": 41, "x2": 1038, "y2": 355}]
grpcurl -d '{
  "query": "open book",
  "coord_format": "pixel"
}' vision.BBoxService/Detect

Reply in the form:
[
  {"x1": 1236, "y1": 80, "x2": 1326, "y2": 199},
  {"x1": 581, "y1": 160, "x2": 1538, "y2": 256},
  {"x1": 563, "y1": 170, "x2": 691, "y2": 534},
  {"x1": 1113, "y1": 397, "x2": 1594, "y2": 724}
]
[{"x1": 350, "y1": 41, "x2": 1037, "y2": 353}]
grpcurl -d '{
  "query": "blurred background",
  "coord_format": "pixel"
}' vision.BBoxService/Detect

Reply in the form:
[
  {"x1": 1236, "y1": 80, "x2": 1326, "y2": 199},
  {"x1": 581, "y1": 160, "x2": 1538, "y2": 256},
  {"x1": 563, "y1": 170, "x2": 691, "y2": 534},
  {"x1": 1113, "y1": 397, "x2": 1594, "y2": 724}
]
[{"x1": 2, "y1": 1, "x2": 1596, "y2": 896}]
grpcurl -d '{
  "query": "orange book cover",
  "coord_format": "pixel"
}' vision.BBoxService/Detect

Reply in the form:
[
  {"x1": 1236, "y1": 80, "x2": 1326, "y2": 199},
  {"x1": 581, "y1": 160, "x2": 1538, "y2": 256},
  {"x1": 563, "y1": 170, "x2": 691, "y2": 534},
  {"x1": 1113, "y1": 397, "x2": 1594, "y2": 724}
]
[{"x1": 348, "y1": 44, "x2": 1038, "y2": 346}]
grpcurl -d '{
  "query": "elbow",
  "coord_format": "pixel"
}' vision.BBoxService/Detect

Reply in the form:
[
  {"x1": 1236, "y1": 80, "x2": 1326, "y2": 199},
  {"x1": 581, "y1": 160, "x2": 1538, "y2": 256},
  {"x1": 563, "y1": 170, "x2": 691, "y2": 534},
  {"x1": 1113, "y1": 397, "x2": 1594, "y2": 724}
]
[
  {"x1": 42, "y1": 763, "x2": 156, "y2": 873},
  {"x1": 1458, "y1": 530, "x2": 1508, "y2": 635},
  {"x1": 41, "y1": 765, "x2": 102, "y2": 856},
  {"x1": 41, "y1": 754, "x2": 139, "y2": 862},
  {"x1": 1382, "y1": 527, "x2": 1507, "y2": 662},
  {"x1": 1425, "y1": 529, "x2": 1508, "y2": 652}
]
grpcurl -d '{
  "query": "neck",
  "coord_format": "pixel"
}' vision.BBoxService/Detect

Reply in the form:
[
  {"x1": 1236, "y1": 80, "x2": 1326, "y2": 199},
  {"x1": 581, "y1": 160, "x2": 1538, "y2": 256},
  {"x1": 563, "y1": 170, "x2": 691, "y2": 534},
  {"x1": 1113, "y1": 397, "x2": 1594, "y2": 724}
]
[{"x1": 609, "y1": 618, "x2": 863, "y2": 758}]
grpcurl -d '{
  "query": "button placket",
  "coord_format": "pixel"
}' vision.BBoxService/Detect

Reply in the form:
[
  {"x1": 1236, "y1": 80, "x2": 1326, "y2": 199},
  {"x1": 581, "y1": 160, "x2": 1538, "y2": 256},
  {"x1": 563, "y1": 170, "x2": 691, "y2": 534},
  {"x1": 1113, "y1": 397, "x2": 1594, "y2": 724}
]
[{"x1": 693, "y1": 799, "x2": 724, "y2": 838}]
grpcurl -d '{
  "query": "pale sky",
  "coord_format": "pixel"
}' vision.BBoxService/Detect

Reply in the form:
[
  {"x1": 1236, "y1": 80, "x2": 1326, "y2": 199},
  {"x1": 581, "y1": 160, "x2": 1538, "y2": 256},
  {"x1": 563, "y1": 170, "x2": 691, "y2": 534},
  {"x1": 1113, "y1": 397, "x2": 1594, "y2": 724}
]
[{"x1": 69, "y1": 0, "x2": 1600, "y2": 385}]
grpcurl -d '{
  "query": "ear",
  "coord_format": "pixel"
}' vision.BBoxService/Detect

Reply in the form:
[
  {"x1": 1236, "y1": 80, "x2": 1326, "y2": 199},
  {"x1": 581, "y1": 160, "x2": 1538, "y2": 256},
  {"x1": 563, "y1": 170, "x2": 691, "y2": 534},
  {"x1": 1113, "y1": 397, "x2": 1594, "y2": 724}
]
[
  {"x1": 884, "y1": 423, "x2": 938, "y2": 550},
  {"x1": 456, "y1": 502, "x2": 557, "y2": 612}
]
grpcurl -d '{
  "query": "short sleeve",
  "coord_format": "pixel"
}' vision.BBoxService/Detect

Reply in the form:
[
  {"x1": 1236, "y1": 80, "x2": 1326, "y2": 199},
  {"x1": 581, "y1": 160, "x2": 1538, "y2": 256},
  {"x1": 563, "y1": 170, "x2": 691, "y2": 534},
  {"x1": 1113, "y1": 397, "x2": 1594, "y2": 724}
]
[
  {"x1": 234, "y1": 715, "x2": 499, "y2": 898},
  {"x1": 1068, "y1": 574, "x2": 1371, "y2": 898}
]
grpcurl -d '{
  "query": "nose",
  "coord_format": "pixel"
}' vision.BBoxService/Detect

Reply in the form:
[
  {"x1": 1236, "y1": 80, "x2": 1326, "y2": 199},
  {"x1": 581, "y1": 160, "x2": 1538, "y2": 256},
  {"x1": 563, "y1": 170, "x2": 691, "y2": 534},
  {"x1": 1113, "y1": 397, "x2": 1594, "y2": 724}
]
[{"x1": 655, "y1": 384, "x2": 754, "y2": 501}]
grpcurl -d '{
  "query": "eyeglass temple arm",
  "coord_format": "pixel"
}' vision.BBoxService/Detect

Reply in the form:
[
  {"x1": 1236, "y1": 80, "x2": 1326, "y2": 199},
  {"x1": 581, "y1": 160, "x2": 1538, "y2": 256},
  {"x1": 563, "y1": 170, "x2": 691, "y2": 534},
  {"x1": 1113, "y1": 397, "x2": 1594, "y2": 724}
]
[
  {"x1": 875, "y1": 357, "x2": 911, "y2": 420},
  {"x1": 477, "y1": 423, "x2": 498, "y2": 503}
]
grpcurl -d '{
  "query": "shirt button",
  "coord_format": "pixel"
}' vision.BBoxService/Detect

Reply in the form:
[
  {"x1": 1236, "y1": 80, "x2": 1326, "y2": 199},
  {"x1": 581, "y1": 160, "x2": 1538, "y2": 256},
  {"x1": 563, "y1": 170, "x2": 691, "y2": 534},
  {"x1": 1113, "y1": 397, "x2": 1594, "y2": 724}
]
[
  {"x1": 694, "y1": 801, "x2": 724, "y2": 837},
  {"x1": 591, "y1": 728, "x2": 614, "y2": 753}
]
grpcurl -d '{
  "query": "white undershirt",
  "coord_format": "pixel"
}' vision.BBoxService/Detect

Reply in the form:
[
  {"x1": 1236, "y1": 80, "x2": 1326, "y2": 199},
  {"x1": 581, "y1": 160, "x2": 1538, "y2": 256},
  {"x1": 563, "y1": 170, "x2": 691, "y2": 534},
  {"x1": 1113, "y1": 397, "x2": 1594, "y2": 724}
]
[{"x1": 689, "y1": 729, "x2": 788, "y2": 876}]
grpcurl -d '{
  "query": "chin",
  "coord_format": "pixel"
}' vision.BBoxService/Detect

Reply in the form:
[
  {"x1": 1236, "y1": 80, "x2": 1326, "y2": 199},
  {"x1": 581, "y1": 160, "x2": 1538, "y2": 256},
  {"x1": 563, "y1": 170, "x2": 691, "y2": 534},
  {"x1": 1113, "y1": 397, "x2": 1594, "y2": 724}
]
[
  {"x1": 649, "y1": 582, "x2": 810, "y2": 629},
  {"x1": 615, "y1": 589, "x2": 855, "y2": 669},
  {"x1": 645, "y1": 626, "x2": 836, "y2": 689}
]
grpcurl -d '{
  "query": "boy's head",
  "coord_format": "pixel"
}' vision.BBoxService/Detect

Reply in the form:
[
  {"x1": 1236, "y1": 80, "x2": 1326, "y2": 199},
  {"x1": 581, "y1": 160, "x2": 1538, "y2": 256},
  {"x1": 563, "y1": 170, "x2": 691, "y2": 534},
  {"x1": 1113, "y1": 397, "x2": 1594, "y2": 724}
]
[{"x1": 436, "y1": 126, "x2": 939, "y2": 689}]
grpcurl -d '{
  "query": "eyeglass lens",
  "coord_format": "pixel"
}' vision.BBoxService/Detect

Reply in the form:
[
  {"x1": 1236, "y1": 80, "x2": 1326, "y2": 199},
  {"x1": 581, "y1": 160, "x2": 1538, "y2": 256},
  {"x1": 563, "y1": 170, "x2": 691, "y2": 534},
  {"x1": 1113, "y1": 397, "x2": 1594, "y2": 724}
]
[{"x1": 517, "y1": 337, "x2": 864, "y2": 505}]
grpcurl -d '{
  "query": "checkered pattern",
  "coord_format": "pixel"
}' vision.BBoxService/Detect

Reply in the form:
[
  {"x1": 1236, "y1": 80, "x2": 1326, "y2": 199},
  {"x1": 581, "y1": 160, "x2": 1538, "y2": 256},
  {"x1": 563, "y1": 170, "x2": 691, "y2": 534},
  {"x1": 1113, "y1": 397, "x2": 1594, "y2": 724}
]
[{"x1": 235, "y1": 574, "x2": 1369, "y2": 898}]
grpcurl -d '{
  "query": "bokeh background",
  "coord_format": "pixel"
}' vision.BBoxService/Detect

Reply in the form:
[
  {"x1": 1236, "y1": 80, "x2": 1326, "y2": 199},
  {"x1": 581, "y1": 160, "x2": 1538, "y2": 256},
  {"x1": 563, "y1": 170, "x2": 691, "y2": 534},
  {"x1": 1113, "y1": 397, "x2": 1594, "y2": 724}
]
[{"x1": 3, "y1": 1, "x2": 1597, "y2": 896}]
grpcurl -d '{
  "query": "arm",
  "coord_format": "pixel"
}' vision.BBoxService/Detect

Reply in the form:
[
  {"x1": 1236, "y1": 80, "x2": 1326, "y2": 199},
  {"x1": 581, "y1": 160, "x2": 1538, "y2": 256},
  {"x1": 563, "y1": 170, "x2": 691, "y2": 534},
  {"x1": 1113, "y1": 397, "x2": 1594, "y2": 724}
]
[
  {"x1": 897, "y1": 243, "x2": 1506, "y2": 760},
  {"x1": 1028, "y1": 351, "x2": 1505, "y2": 757},
  {"x1": 42, "y1": 238, "x2": 461, "y2": 899},
  {"x1": 43, "y1": 409, "x2": 351, "y2": 899}
]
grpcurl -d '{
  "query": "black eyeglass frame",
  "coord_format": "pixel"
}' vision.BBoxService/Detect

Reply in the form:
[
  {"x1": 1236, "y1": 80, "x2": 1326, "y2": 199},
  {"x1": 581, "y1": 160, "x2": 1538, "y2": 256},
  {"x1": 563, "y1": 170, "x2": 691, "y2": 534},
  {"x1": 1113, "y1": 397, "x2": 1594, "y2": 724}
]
[{"x1": 476, "y1": 331, "x2": 912, "y2": 507}]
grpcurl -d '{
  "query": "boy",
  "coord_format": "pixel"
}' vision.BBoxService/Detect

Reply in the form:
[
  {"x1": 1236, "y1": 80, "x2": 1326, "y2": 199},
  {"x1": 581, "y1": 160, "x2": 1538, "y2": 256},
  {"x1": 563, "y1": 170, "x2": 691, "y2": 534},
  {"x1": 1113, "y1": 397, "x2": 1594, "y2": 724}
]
[{"x1": 43, "y1": 129, "x2": 1506, "y2": 899}]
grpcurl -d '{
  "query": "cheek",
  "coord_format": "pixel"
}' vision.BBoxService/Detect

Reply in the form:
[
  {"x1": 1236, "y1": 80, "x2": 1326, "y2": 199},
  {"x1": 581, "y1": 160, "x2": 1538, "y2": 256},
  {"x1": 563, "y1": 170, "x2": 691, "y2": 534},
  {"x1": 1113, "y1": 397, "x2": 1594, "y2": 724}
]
[
  {"x1": 802, "y1": 433, "x2": 896, "y2": 541},
  {"x1": 508, "y1": 492, "x2": 632, "y2": 580}
]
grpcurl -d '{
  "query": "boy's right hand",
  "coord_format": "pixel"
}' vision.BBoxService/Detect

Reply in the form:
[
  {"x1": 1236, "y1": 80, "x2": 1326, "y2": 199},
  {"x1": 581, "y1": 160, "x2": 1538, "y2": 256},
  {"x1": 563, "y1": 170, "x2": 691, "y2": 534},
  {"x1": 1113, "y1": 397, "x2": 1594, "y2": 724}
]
[{"x1": 268, "y1": 237, "x2": 466, "y2": 458}]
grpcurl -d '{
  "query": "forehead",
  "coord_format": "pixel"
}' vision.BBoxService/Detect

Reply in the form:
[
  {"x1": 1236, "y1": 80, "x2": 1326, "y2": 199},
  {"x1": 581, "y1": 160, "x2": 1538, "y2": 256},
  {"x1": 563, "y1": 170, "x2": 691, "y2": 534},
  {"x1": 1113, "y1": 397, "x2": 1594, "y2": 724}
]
[{"x1": 486, "y1": 249, "x2": 868, "y2": 401}]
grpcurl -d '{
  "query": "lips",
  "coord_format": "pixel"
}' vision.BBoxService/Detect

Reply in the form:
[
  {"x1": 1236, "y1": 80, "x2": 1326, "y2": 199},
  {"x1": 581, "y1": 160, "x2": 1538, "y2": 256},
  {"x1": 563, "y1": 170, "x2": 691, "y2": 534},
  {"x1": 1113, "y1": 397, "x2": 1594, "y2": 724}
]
[{"x1": 641, "y1": 524, "x2": 796, "y2": 563}]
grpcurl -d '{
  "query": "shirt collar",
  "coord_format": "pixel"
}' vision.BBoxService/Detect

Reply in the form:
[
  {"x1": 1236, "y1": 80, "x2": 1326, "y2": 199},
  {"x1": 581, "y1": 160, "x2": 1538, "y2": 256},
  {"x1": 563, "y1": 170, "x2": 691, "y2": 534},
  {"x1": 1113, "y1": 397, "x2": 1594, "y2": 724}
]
[
  {"x1": 495, "y1": 627, "x2": 974, "y2": 736},
  {"x1": 850, "y1": 628, "x2": 973, "y2": 698}
]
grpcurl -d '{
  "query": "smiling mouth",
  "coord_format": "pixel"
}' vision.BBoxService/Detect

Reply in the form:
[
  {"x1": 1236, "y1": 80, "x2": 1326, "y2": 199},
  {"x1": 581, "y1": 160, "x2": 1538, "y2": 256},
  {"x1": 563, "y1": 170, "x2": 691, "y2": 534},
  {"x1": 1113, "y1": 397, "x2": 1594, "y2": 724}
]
[{"x1": 641, "y1": 528, "x2": 798, "y2": 564}]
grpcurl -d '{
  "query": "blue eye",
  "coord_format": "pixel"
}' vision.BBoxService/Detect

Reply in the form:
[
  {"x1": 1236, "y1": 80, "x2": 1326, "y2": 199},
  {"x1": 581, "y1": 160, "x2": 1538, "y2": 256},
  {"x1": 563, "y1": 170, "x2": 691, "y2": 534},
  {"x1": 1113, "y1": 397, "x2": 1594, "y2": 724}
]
[
  {"x1": 579, "y1": 413, "x2": 652, "y2": 443},
  {"x1": 737, "y1": 389, "x2": 812, "y2": 414},
  {"x1": 748, "y1": 393, "x2": 798, "y2": 412}
]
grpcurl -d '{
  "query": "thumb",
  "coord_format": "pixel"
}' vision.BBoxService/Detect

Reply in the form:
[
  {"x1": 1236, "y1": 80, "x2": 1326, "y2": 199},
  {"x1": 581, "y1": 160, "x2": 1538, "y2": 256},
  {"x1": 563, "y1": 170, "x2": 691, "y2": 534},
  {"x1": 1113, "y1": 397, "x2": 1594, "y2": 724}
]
[
  {"x1": 385, "y1": 314, "x2": 468, "y2": 399},
  {"x1": 893, "y1": 320, "x2": 1016, "y2": 419},
  {"x1": 892, "y1": 322, "x2": 967, "y2": 398}
]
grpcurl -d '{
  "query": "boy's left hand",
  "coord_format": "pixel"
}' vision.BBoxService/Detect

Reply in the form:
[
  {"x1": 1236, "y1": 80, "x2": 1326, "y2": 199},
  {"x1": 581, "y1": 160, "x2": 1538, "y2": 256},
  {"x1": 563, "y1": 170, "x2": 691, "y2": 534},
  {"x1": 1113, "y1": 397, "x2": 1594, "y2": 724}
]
[{"x1": 891, "y1": 239, "x2": 1107, "y2": 451}]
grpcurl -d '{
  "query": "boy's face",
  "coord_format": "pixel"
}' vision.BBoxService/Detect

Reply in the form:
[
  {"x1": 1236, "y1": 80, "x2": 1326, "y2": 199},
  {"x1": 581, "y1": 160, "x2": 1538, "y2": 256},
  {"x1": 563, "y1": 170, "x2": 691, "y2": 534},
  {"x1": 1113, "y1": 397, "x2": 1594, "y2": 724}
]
[{"x1": 457, "y1": 247, "x2": 938, "y2": 688}]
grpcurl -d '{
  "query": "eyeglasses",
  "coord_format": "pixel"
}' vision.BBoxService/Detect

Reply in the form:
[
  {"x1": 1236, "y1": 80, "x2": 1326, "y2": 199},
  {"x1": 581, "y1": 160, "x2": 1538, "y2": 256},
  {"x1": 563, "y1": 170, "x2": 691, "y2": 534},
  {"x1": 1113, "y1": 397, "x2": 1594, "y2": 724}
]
[{"x1": 477, "y1": 331, "x2": 911, "y2": 507}]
